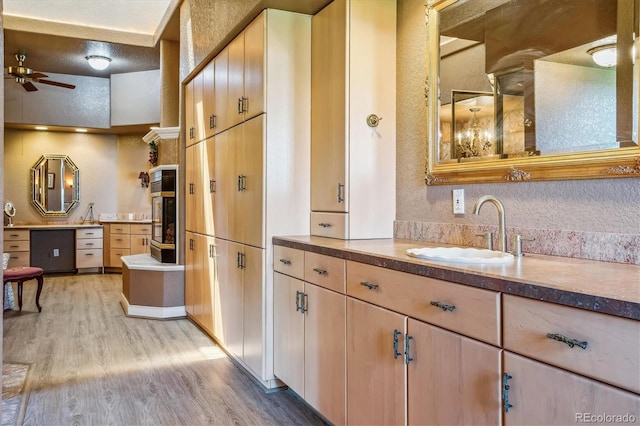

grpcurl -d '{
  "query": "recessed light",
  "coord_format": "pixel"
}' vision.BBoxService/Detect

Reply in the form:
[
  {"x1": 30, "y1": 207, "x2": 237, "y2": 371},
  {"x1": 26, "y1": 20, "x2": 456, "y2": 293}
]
[
  {"x1": 75, "y1": 128, "x2": 88, "y2": 133},
  {"x1": 35, "y1": 126, "x2": 48, "y2": 131}
]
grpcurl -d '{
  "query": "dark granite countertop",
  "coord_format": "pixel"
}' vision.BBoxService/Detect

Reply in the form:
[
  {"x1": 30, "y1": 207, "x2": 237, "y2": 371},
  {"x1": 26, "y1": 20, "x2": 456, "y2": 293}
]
[{"x1": 273, "y1": 236, "x2": 640, "y2": 321}]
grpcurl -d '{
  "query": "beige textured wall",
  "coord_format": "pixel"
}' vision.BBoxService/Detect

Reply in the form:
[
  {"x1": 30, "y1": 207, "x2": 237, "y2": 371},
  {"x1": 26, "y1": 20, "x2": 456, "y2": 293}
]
[
  {"x1": 160, "y1": 40, "x2": 180, "y2": 127},
  {"x1": 3, "y1": 129, "x2": 152, "y2": 224},
  {"x1": 397, "y1": 0, "x2": 639, "y2": 235}
]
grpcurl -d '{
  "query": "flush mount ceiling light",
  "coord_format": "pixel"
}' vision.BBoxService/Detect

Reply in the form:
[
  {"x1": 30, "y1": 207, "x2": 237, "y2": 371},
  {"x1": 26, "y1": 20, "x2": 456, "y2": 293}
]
[
  {"x1": 587, "y1": 44, "x2": 617, "y2": 68},
  {"x1": 85, "y1": 55, "x2": 112, "y2": 70}
]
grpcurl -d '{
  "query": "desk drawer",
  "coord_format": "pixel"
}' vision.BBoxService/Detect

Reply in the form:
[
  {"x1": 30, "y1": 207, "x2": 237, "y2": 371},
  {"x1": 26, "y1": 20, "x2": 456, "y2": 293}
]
[
  {"x1": 110, "y1": 224, "x2": 131, "y2": 234},
  {"x1": 503, "y1": 294, "x2": 640, "y2": 394},
  {"x1": 76, "y1": 238, "x2": 103, "y2": 250},
  {"x1": 110, "y1": 235, "x2": 130, "y2": 249},
  {"x1": 304, "y1": 252, "x2": 345, "y2": 293},
  {"x1": 310, "y1": 212, "x2": 347, "y2": 239},
  {"x1": 76, "y1": 249, "x2": 103, "y2": 268},
  {"x1": 3, "y1": 240, "x2": 29, "y2": 252},
  {"x1": 4, "y1": 230, "x2": 29, "y2": 241},
  {"x1": 6, "y1": 251, "x2": 29, "y2": 268},
  {"x1": 77, "y1": 228, "x2": 103, "y2": 239},
  {"x1": 273, "y1": 245, "x2": 304, "y2": 280},
  {"x1": 347, "y1": 261, "x2": 500, "y2": 346},
  {"x1": 130, "y1": 224, "x2": 152, "y2": 235}
]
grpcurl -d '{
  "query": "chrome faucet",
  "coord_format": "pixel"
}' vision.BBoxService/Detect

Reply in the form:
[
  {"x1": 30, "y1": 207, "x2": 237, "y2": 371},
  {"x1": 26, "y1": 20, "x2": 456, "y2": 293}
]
[{"x1": 472, "y1": 195, "x2": 507, "y2": 252}]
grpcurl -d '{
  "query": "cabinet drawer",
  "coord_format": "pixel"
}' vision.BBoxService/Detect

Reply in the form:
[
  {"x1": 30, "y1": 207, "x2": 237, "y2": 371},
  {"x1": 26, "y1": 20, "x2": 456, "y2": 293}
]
[
  {"x1": 347, "y1": 261, "x2": 500, "y2": 346},
  {"x1": 109, "y1": 249, "x2": 130, "y2": 267},
  {"x1": 310, "y1": 212, "x2": 347, "y2": 239},
  {"x1": 76, "y1": 249, "x2": 103, "y2": 268},
  {"x1": 130, "y1": 224, "x2": 152, "y2": 235},
  {"x1": 110, "y1": 224, "x2": 131, "y2": 234},
  {"x1": 77, "y1": 228, "x2": 103, "y2": 239},
  {"x1": 6, "y1": 251, "x2": 29, "y2": 268},
  {"x1": 3, "y1": 240, "x2": 30, "y2": 252},
  {"x1": 110, "y1": 234, "x2": 130, "y2": 249},
  {"x1": 4, "y1": 230, "x2": 29, "y2": 241},
  {"x1": 76, "y1": 238, "x2": 103, "y2": 250},
  {"x1": 304, "y1": 252, "x2": 345, "y2": 293},
  {"x1": 503, "y1": 294, "x2": 640, "y2": 394},
  {"x1": 273, "y1": 245, "x2": 304, "y2": 279}
]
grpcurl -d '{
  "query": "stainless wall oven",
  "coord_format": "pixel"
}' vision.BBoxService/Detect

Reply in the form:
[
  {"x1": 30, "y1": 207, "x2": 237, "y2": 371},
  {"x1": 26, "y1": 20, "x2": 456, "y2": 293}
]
[{"x1": 150, "y1": 165, "x2": 177, "y2": 263}]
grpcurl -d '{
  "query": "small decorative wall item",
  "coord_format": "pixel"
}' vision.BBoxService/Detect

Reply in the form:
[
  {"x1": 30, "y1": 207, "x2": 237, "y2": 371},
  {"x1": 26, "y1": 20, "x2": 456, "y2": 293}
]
[
  {"x1": 138, "y1": 172, "x2": 150, "y2": 188},
  {"x1": 47, "y1": 173, "x2": 55, "y2": 189},
  {"x1": 148, "y1": 141, "x2": 158, "y2": 166}
]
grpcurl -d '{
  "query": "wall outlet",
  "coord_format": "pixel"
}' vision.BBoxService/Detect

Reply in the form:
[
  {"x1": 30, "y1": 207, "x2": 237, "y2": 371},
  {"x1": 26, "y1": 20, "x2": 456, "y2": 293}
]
[
  {"x1": 53, "y1": 248, "x2": 59, "y2": 257},
  {"x1": 452, "y1": 189, "x2": 465, "y2": 214}
]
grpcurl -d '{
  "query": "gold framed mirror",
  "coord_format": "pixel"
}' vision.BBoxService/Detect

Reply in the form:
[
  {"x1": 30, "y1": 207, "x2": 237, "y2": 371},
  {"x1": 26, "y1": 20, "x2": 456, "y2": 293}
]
[
  {"x1": 425, "y1": 0, "x2": 640, "y2": 185},
  {"x1": 31, "y1": 154, "x2": 80, "y2": 217}
]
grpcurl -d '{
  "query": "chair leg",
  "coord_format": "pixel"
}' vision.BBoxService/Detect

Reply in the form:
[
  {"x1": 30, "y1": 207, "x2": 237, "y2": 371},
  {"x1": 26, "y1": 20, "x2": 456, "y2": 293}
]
[
  {"x1": 17, "y1": 281, "x2": 23, "y2": 311},
  {"x1": 36, "y1": 276, "x2": 43, "y2": 312}
]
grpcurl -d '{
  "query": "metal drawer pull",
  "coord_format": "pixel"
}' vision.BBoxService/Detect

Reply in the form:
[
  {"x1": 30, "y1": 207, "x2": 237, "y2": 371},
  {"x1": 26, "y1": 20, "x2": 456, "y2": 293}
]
[
  {"x1": 337, "y1": 182, "x2": 344, "y2": 203},
  {"x1": 86, "y1": 243, "x2": 94, "y2": 246},
  {"x1": 10, "y1": 245, "x2": 19, "y2": 249},
  {"x1": 430, "y1": 301, "x2": 456, "y2": 312},
  {"x1": 295, "y1": 290, "x2": 302, "y2": 312},
  {"x1": 85, "y1": 253, "x2": 94, "y2": 256},
  {"x1": 503, "y1": 373, "x2": 513, "y2": 413},
  {"x1": 279, "y1": 259, "x2": 291, "y2": 265},
  {"x1": 10, "y1": 234, "x2": 20, "y2": 237},
  {"x1": 86, "y1": 232, "x2": 94, "y2": 235},
  {"x1": 360, "y1": 281, "x2": 379, "y2": 290},
  {"x1": 301, "y1": 293, "x2": 308, "y2": 314},
  {"x1": 404, "y1": 334, "x2": 414, "y2": 365},
  {"x1": 312, "y1": 268, "x2": 327, "y2": 275},
  {"x1": 318, "y1": 223, "x2": 332, "y2": 228},
  {"x1": 546, "y1": 333, "x2": 588, "y2": 349},
  {"x1": 393, "y1": 329, "x2": 402, "y2": 359}
]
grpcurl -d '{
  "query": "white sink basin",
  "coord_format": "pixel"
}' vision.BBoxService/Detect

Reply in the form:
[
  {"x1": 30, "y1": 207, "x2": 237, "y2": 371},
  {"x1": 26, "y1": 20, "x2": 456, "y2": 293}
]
[{"x1": 406, "y1": 247, "x2": 514, "y2": 264}]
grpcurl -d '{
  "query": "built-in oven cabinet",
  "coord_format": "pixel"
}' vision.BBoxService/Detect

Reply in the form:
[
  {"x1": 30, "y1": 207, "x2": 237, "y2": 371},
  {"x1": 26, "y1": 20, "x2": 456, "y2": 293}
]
[{"x1": 150, "y1": 165, "x2": 178, "y2": 264}]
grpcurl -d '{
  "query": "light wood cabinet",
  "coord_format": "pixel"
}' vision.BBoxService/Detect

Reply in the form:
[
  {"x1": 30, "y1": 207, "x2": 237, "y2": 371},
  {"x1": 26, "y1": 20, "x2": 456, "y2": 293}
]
[
  {"x1": 130, "y1": 224, "x2": 151, "y2": 255},
  {"x1": 503, "y1": 351, "x2": 640, "y2": 425},
  {"x1": 75, "y1": 227, "x2": 103, "y2": 269},
  {"x1": 310, "y1": 0, "x2": 396, "y2": 239},
  {"x1": 3, "y1": 229, "x2": 30, "y2": 268},
  {"x1": 183, "y1": 9, "x2": 310, "y2": 389},
  {"x1": 185, "y1": 232, "x2": 215, "y2": 335},
  {"x1": 185, "y1": 142, "x2": 204, "y2": 234},
  {"x1": 202, "y1": 60, "x2": 216, "y2": 139},
  {"x1": 102, "y1": 222, "x2": 151, "y2": 268},
  {"x1": 185, "y1": 71, "x2": 204, "y2": 146},
  {"x1": 273, "y1": 272, "x2": 346, "y2": 425}
]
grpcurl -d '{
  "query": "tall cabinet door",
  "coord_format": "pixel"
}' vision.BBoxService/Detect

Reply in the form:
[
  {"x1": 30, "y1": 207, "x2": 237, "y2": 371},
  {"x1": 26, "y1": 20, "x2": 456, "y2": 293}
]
[
  {"x1": 347, "y1": 297, "x2": 405, "y2": 426},
  {"x1": 242, "y1": 245, "x2": 265, "y2": 376},
  {"x1": 213, "y1": 131, "x2": 229, "y2": 239},
  {"x1": 239, "y1": 116, "x2": 264, "y2": 248},
  {"x1": 273, "y1": 272, "x2": 305, "y2": 396},
  {"x1": 407, "y1": 319, "x2": 501, "y2": 425},
  {"x1": 503, "y1": 351, "x2": 640, "y2": 425},
  {"x1": 185, "y1": 144, "x2": 203, "y2": 233},
  {"x1": 202, "y1": 61, "x2": 216, "y2": 139},
  {"x1": 192, "y1": 71, "x2": 205, "y2": 142},
  {"x1": 203, "y1": 137, "x2": 216, "y2": 236},
  {"x1": 215, "y1": 239, "x2": 244, "y2": 358},
  {"x1": 305, "y1": 284, "x2": 346, "y2": 426},
  {"x1": 214, "y1": 49, "x2": 229, "y2": 133},
  {"x1": 244, "y1": 12, "x2": 265, "y2": 121},
  {"x1": 200, "y1": 236, "x2": 216, "y2": 335},
  {"x1": 227, "y1": 125, "x2": 242, "y2": 243},
  {"x1": 185, "y1": 232, "x2": 203, "y2": 320},
  {"x1": 228, "y1": 31, "x2": 245, "y2": 128},
  {"x1": 310, "y1": 0, "x2": 347, "y2": 213}
]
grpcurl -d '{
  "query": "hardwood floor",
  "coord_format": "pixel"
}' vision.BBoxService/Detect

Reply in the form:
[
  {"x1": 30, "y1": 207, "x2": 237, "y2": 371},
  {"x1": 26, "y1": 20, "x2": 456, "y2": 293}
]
[{"x1": 3, "y1": 274, "x2": 326, "y2": 426}]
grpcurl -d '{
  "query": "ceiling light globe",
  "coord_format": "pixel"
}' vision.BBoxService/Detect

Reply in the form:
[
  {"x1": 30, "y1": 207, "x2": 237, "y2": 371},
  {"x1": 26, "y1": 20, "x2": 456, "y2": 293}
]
[
  {"x1": 85, "y1": 55, "x2": 112, "y2": 70},
  {"x1": 587, "y1": 44, "x2": 617, "y2": 68}
]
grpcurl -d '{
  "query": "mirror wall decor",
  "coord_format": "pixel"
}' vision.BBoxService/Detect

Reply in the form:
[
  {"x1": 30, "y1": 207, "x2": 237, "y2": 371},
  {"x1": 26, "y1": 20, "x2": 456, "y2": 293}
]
[
  {"x1": 425, "y1": 0, "x2": 640, "y2": 184},
  {"x1": 31, "y1": 154, "x2": 80, "y2": 216}
]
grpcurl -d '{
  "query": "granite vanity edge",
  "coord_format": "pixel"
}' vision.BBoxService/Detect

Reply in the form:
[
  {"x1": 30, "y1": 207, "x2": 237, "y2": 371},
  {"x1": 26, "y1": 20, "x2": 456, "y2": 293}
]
[{"x1": 272, "y1": 237, "x2": 640, "y2": 321}]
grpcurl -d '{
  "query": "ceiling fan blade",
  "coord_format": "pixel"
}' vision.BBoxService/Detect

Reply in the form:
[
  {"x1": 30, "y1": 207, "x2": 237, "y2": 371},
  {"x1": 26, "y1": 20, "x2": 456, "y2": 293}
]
[
  {"x1": 22, "y1": 81, "x2": 38, "y2": 92},
  {"x1": 29, "y1": 72, "x2": 49, "y2": 79},
  {"x1": 36, "y1": 79, "x2": 76, "y2": 89}
]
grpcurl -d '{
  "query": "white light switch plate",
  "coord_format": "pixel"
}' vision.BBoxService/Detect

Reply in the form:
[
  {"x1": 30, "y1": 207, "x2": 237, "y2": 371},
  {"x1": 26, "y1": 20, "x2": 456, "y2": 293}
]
[{"x1": 452, "y1": 189, "x2": 465, "y2": 214}]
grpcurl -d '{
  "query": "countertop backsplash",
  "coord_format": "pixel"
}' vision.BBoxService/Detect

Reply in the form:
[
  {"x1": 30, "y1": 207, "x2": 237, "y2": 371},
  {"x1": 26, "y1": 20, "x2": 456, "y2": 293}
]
[{"x1": 395, "y1": 220, "x2": 640, "y2": 265}]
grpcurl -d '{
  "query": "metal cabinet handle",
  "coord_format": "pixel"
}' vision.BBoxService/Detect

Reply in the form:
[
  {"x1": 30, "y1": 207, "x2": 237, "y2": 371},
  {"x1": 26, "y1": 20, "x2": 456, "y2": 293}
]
[
  {"x1": 503, "y1": 373, "x2": 513, "y2": 413},
  {"x1": 404, "y1": 334, "x2": 414, "y2": 365},
  {"x1": 301, "y1": 293, "x2": 308, "y2": 314},
  {"x1": 337, "y1": 183, "x2": 344, "y2": 203},
  {"x1": 312, "y1": 268, "x2": 327, "y2": 275},
  {"x1": 430, "y1": 301, "x2": 456, "y2": 312},
  {"x1": 210, "y1": 114, "x2": 217, "y2": 129},
  {"x1": 210, "y1": 179, "x2": 216, "y2": 193},
  {"x1": 10, "y1": 245, "x2": 18, "y2": 249},
  {"x1": 85, "y1": 253, "x2": 94, "y2": 256},
  {"x1": 237, "y1": 252, "x2": 245, "y2": 269},
  {"x1": 237, "y1": 175, "x2": 246, "y2": 191},
  {"x1": 360, "y1": 281, "x2": 379, "y2": 290},
  {"x1": 318, "y1": 223, "x2": 332, "y2": 228},
  {"x1": 279, "y1": 259, "x2": 292, "y2": 265},
  {"x1": 86, "y1": 232, "x2": 94, "y2": 236},
  {"x1": 296, "y1": 290, "x2": 302, "y2": 312},
  {"x1": 86, "y1": 243, "x2": 94, "y2": 246},
  {"x1": 393, "y1": 329, "x2": 402, "y2": 359},
  {"x1": 546, "y1": 333, "x2": 588, "y2": 349}
]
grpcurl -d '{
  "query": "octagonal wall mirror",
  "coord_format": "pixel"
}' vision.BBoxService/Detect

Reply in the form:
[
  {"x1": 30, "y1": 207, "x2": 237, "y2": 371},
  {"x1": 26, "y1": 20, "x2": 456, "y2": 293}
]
[
  {"x1": 425, "y1": 0, "x2": 640, "y2": 185},
  {"x1": 31, "y1": 154, "x2": 80, "y2": 217}
]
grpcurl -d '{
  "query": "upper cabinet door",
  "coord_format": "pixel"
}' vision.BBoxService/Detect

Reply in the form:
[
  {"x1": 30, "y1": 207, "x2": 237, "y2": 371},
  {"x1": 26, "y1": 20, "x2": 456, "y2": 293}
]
[
  {"x1": 202, "y1": 61, "x2": 216, "y2": 139},
  {"x1": 228, "y1": 32, "x2": 245, "y2": 129},
  {"x1": 185, "y1": 77, "x2": 196, "y2": 147},
  {"x1": 193, "y1": 71, "x2": 205, "y2": 142},
  {"x1": 310, "y1": 0, "x2": 347, "y2": 213},
  {"x1": 214, "y1": 48, "x2": 230, "y2": 133},
  {"x1": 243, "y1": 11, "x2": 265, "y2": 121}
]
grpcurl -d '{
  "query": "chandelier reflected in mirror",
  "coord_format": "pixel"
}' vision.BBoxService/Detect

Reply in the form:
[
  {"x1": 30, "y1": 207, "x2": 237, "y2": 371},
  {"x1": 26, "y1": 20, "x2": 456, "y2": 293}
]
[{"x1": 455, "y1": 107, "x2": 493, "y2": 158}]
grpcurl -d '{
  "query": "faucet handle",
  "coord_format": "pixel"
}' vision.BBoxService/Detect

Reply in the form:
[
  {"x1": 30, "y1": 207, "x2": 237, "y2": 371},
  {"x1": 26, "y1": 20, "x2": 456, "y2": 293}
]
[
  {"x1": 512, "y1": 234, "x2": 535, "y2": 257},
  {"x1": 476, "y1": 232, "x2": 494, "y2": 251}
]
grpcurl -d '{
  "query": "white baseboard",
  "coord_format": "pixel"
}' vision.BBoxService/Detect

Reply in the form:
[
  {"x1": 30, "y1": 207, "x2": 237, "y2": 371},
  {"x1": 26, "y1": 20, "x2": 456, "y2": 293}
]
[{"x1": 119, "y1": 293, "x2": 186, "y2": 319}]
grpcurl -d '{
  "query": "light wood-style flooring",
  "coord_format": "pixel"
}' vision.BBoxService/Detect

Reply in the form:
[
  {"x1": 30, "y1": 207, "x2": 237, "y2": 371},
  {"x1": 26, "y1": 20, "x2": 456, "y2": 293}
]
[{"x1": 3, "y1": 273, "x2": 326, "y2": 426}]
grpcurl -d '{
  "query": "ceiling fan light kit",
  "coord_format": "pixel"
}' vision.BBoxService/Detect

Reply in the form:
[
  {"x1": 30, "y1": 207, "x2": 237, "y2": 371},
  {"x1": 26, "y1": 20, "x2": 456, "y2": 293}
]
[
  {"x1": 5, "y1": 53, "x2": 76, "y2": 91},
  {"x1": 85, "y1": 55, "x2": 111, "y2": 70}
]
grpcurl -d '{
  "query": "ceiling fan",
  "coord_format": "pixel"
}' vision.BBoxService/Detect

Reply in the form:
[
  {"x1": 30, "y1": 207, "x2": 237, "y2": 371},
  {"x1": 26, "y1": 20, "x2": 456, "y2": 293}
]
[{"x1": 6, "y1": 53, "x2": 76, "y2": 92}]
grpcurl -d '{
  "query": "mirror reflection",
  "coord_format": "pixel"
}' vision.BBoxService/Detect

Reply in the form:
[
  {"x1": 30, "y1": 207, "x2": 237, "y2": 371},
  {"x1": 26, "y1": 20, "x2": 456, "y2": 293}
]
[
  {"x1": 31, "y1": 154, "x2": 79, "y2": 217},
  {"x1": 431, "y1": 0, "x2": 639, "y2": 172}
]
